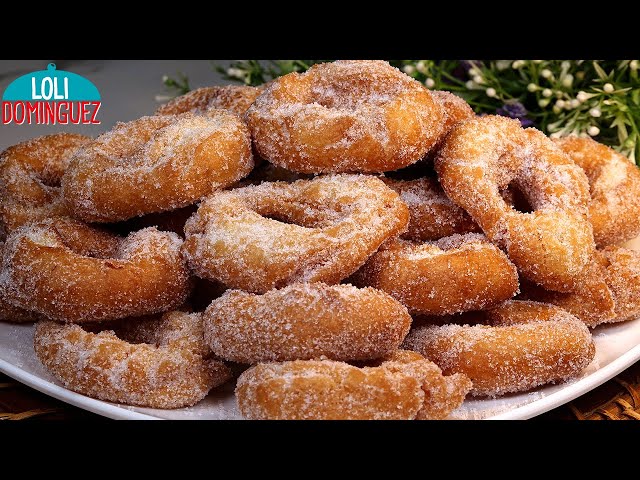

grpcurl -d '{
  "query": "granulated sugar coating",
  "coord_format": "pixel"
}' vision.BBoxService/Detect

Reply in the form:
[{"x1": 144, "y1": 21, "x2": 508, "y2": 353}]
[
  {"x1": 555, "y1": 136, "x2": 640, "y2": 247},
  {"x1": 182, "y1": 174, "x2": 409, "y2": 293},
  {"x1": 33, "y1": 317, "x2": 231, "y2": 409},
  {"x1": 597, "y1": 246, "x2": 640, "y2": 323},
  {"x1": 0, "y1": 133, "x2": 91, "y2": 236},
  {"x1": 156, "y1": 85, "x2": 264, "y2": 118},
  {"x1": 518, "y1": 254, "x2": 616, "y2": 327},
  {"x1": 62, "y1": 113, "x2": 254, "y2": 223},
  {"x1": 203, "y1": 282, "x2": 411, "y2": 363},
  {"x1": 113, "y1": 310, "x2": 211, "y2": 358},
  {"x1": 431, "y1": 91, "x2": 475, "y2": 134},
  {"x1": 235, "y1": 351, "x2": 471, "y2": 420},
  {"x1": 426, "y1": 90, "x2": 475, "y2": 157},
  {"x1": 0, "y1": 240, "x2": 40, "y2": 323},
  {"x1": 382, "y1": 177, "x2": 480, "y2": 241},
  {"x1": 435, "y1": 115, "x2": 595, "y2": 292},
  {"x1": 351, "y1": 234, "x2": 519, "y2": 315},
  {"x1": 0, "y1": 222, "x2": 190, "y2": 323},
  {"x1": 246, "y1": 60, "x2": 445, "y2": 173},
  {"x1": 403, "y1": 300, "x2": 596, "y2": 397}
]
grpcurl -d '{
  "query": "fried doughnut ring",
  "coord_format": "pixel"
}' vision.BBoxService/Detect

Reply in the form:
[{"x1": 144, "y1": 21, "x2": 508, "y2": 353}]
[
  {"x1": 62, "y1": 113, "x2": 254, "y2": 223},
  {"x1": 522, "y1": 246, "x2": 640, "y2": 326},
  {"x1": 112, "y1": 310, "x2": 211, "y2": 357},
  {"x1": 0, "y1": 241, "x2": 40, "y2": 322},
  {"x1": 0, "y1": 220, "x2": 190, "y2": 322},
  {"x1": 403, "y1": 300, "x2": 595, "y2": 396},
  {"x1": 34, "y1": 313, "x2": 231, "y2": 409},
  {"x1": 235, "y1": 350, "x2": 471, "y2": 420},
  {"x1": 382, "y1": 177, "x2": 480, "y2": 241},
  {"x1": 183, "y1": 174, "x2": 409, "y2": 293},
  {"x1": 599, "y1": 246, "x2": 640, "y2": 322},
  {"x1": 246, "y1": 60, "x2": 445, "y2": 173},
  {"x1": 0, "y1": 133, "x2": 91, "y2": 236},
  {"x1": 351, "y1": 233, "x2": 519, "y2": 315},
  {"x1": 428, "y1": 90, "x2": 474, "y2": 155},
  {"x1": 554, "y1": 136, "x2": 640, "y2": 247},
  {"x1": 203, "y1": 283, "x2": 411, "y2": 363},
  {"x1": 435, "y1": 115, "x2": 594, "y2": 292},
  {"x1": 156, "y1": 85, "x2": 263, "y2": 117}
]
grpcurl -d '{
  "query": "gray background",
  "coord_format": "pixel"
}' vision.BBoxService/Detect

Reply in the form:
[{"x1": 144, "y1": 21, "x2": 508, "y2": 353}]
[{"x1": 0, "y1": 60, "x2": 232, "y2": 149}]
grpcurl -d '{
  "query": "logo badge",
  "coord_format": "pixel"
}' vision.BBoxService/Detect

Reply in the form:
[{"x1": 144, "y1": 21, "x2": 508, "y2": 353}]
[{"x1": 2, "y1": 63, "x2": 101, "y2": 125}]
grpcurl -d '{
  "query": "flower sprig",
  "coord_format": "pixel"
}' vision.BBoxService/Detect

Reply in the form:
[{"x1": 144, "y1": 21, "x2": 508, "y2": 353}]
[{"x1": 162, "y1": 60, "x2": 640, "y2": 164}]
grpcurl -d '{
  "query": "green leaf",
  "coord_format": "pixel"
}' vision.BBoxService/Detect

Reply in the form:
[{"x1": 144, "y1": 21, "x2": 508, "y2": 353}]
[{"x1": 592, "y1": 61, "x2": 608, "y2": 80}]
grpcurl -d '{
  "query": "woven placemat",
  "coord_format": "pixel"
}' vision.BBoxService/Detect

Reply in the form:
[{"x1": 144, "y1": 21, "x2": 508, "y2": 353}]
[{"x1": 2, "y1": 361, "x2": 639, "y2": 420}]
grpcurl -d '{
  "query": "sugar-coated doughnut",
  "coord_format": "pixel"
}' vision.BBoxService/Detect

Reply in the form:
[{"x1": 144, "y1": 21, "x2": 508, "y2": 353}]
[
  {"x1": 351, "y1": 233, "x2": 519, "y2": 315},
  {"x1": 521, "y1": 246, "x2": 640, "y2": 326},
  {"x1": 0, "y1": 133, "x2": 91, "y2": 236},
  {"x1": 0, "y1": 220, "x2": 190, "y2": 322},
  {"x1": 555, "y1": 136, "x2": 640, "y2": 247},
  {"x1": 0, "y1": 240, "x2": 40, "y2": 322},
  {"x1": 382, "y1": 177, "x2": 480, "y2": 241},
  {"x1": 156, "y1": 85, "x2": 263, "y2": 118},
  {"x1": 428, "y1": 90, "x2": 474, "y2": 155},
  {"x1": 403, "y1": 300, "x2": 596, "y2": 396},
  {"x1": 235, "y1": 350, "x2": 471, "y2": 420},
  {"x1": 62, "y1": 113, "x2": 254, "y2": 222},
  {"x1": 34, "y1": 313, "x2": 231, "y2": 409},
  {"x1": 203, "y1": 283, "x2": 412, "y2": 363},
  {"x1": 183, "y1": 174, "x2": 409, "y2": 293},
  {"x1": 435, "y1": 115, "x2": 595, "y2": 292},
  {"x1": 246, "y1": 60, "x2": 445, "y2": 173}
]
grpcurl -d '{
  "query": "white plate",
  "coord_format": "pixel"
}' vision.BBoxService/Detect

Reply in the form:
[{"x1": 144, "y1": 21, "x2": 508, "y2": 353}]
[{"x1": 1, "y1": 317, "x2": 639, "y2": 420}]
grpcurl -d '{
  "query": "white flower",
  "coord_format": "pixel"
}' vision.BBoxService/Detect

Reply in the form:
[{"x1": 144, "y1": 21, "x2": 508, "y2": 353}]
[
  {"x1": 527, "y1": 83, "x2": 538, "y2": 92},
  {"x1": 512, "y1": 60, "x2": 524, "y2": 69},
  {"x1": 496, "y1": 60, "x2": 511, "y2": 70},
  {"x1": 416, "y1": 61, "x2": 428, "y2": 74},
  {"x1": 561, "y1": 61, "x2": 571, "y2": 70},
  {"x1": 588, "y1": 126, "x2": 600, "y2": 136},
  {"x1": 542, "y1": 88, "x2": 552, "y2": 98},
  {"x1": 469, "y1": 67, "x2": 480, "y2": 77},
  {"x1": 553, "y1": 105, "x2": 562, "y2": 114},
  {"x1": 555, "y1": 100, "x2": 566, "y2": 109},
  {"x1": 402, "y1": 65, "x2": 416, "y2": 75},
  {"x1": 589, "y1": 107, "x2": 602, "y2": 118},
  {"x1": 541, "y1": 69, "x2": 552, "y2": 79},
  {"x1": 227, "y1": 68, "x2": 246, "y2": 79},
  {"x1": 562, "y1": 74, "x2": 574, "y2": 88},
  {"x1": 569, "y1": 99, "x2": 580, "y2": 109},
  {"x1": 473, "y1": 75, "x2": 484, "y2": 84},
  {"x1": 577, "y1": 91, "x2": 590, "y2": 102},
  {"x1": 538, "y1": 98, "x2": 550, "y2": 108},
  {"x1": 630, "y1": 60, "x2": 639, "y2": 70},
  {"x1": 603, "y1": 83, "x2": 614, "y2": 93},
  {"x1": 532, "y1": 60, "x2": 543, "y2": 64},
  {"x1": 486, "y1": 87, "x2": 497, "y2": 98},
  {"x1": 161, "y1": 75, "x2": 169, "y2": 83},
  {"x1": 425, "y1": 78, "x2": 435, "y2": 88},
  {"x1": 465, "y1": 80, "x2": 476, "y2": 89}
]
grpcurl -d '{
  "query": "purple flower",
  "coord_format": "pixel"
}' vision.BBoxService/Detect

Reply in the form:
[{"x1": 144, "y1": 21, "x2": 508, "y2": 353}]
[{"x1": 496, "y1": 101, "x2": 534, "y2": 127}]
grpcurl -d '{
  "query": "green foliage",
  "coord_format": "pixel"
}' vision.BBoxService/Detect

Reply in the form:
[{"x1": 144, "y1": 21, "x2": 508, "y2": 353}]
[{"x1": 163, "y1": 60, "x2": 640, "y2": 164}]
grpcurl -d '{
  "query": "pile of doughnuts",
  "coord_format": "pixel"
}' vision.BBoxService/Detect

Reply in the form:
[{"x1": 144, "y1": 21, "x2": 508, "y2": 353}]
[{"x1": 2, "y1": 60, "x2": 640, "y2": 419}]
